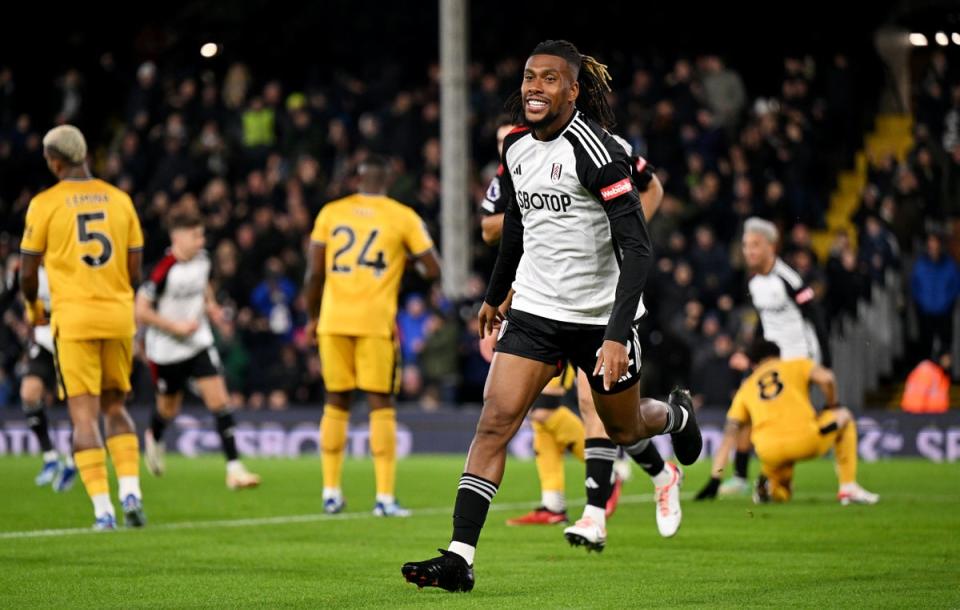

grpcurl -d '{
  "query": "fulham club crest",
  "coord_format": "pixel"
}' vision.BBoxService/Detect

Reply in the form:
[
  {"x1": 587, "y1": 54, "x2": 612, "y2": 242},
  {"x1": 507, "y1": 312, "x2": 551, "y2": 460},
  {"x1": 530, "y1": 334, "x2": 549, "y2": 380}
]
[{"x1": 550, "y1": 162, "x2": 562, "y2": 183}]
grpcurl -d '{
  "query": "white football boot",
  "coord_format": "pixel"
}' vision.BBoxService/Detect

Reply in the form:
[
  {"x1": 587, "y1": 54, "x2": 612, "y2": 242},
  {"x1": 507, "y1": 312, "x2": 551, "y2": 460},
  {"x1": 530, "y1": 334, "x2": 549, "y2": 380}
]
[
  {"x1": 563, "y1": 516, "x2": 607, "y2": 552},
  {"x1": 655, "y1": 463, "x2": 683, "y2": 537}
]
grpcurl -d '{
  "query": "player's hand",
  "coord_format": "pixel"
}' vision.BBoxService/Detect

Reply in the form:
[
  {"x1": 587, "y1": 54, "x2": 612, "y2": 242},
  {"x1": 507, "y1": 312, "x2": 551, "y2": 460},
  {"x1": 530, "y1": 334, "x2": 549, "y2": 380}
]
[
  {"x1": 24, "y1": 300, "x2": 47, "y2": 327},
  {"x1": 305, "y1": 318, "x2": 319, "y2": 346},
  {"x1": 695, "y1": 477, "x2": 721, "y2": 500},
  {"x1": 479, "y1": 333, "x2": 497, "y2": 363},
  {"x1": 593, "y1": 340, "x2": 629, "y2": 391},
  {"x1": 478, "y1": 302, "x2": 504, "y2": 339},
  {"x1": 729, "y1": 351, "x2": 750, "y2": 372},
  {"x1": 208, "y1": 304, "x2": 226, "y2": 329},
  {"x1": 170, "y1": 320, "x2": 200, "y2": 338}
]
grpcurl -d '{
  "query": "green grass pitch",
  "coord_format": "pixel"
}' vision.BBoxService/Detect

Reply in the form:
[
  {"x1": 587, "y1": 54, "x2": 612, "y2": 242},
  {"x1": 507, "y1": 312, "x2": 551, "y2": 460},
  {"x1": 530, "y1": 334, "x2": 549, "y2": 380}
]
[{"x1": 0, "y1": 455, "x2": 957, "y2": 608}]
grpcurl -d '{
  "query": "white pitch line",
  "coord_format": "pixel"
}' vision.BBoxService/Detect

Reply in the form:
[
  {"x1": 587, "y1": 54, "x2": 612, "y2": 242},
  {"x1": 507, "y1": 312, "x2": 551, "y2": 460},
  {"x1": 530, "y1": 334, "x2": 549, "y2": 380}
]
[{"x1": 0, "y1": 493, "x2": 668, "y2": 541}]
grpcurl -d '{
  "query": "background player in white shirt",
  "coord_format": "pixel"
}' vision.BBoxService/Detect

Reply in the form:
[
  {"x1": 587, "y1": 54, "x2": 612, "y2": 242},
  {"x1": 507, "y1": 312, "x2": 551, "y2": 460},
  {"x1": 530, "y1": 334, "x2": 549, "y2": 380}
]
[
  {"x1": 18, "y1": 265, "x2": 77, "y2": 492},
  {"x1": 742, "y1": 217, "x2": 828, "y2": 363},
  {"x1": 698, "y1": 217, "x2": 832, "y2": 499},
  {"x1": 135, "y1": 211, "x2": 259, "y2": 490}
]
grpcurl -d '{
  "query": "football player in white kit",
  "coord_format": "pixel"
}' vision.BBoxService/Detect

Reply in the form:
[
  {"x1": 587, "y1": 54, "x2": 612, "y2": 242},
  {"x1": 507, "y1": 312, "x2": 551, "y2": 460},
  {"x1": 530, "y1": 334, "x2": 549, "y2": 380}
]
[
  {"x1": 697, "y1": 217, "x2": 831, "y2": 500},
  {"x1": 481, "y1": 124, "x2": 684, "y2": 539},
  {"x1": 742, "y1": 217, "x2": 828, "y2": 364},
  {"x1": 403, "y1": 40, "x2": 702, "y2": 592},
  {"x1": 20, "y1": 265, "x2": 77, "y2": 492},
  {"x1": 135, "y1": 211, "x2": 260, "y2": 490}
]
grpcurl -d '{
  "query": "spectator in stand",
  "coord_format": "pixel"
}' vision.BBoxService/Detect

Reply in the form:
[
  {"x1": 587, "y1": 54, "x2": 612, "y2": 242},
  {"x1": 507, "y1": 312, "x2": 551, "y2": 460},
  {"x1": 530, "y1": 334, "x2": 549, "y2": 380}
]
[
  {"x1": 912, "y1": 146, "x2": 943, "y2": 219},
  {"x1": 691, "y1": 333, "x2": 740, "y2": 408},
  {"x1": 945, "y1": 143, "x2": 960, "y2": 218},
  {"x1": 858, "y1": 215, "x2": 899, "y2": 285},
  {"x1": 419, "y1": 313, "x2": 460, "y2": 408},
  {"x1": 892, "y1": 168, "x2": 926, "y2": 254},
  {"x1": 214, "y1": 313, "x2": 251, "y2": 408},
  {"x1": 699, "y1": 55, "x2": 747, "y2": 134},
  {"x1": 826, "y1": 232, "x2": 865, "y2": 319},
  {"x1": 247, "y1": 258, "x2": 297, "y2": 408},
  {"x1": 788, "y1": 249, "x2": 827, "y2": 306},
  {"x1": 911, "y1": 233, "x2": 960, "y2": 364},
  {"x1": 3, "y1": 46, "x2": 948, "y2": 408},
  {"x1": 689, "y1": 225, "x2": 732, "y2": 305},
  {"x1": 397, "y1": 293, "x2": 430, "y2": 367}
]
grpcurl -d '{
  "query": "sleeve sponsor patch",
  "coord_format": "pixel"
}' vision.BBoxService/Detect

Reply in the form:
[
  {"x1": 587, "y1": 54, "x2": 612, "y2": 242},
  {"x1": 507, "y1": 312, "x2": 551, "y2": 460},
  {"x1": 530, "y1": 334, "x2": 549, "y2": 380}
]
[
  {"x1": 600, "y1": 178, "x2": 632, "y2": 202},
  {"x1": 795, "y1": 287, "x2": 815, "y2": 305},
  {"x1": 485, "y1": 177, "x2": 501, "y2": 204}
]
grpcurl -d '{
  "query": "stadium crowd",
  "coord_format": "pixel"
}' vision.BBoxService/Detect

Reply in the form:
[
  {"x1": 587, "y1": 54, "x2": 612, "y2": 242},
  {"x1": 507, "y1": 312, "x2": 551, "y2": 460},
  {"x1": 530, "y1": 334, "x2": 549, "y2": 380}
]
[{"x1": 0, "y1": 48, "x2": 957, "y2": 410}]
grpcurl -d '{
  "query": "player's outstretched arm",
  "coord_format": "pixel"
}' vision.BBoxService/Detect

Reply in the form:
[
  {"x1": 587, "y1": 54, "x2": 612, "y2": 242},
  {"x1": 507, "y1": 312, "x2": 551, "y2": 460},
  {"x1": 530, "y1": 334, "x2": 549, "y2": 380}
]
[{"x1": 695, "y1": 419, "x2": 743, "y2": 500}]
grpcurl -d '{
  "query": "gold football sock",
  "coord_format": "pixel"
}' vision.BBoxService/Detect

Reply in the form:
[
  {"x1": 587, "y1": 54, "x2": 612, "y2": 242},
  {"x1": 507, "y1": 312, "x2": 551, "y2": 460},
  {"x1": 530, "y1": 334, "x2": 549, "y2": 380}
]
[
  {"x1": 370, "y1": 408, "x2": 397, "y2": 498},
  {"x1": 75, "y1": 447, "x2": 110, "y2": 498},
  {"x1": 105, "y1": 433, "x2": 140, "y2": 478},
  {"x1": 320, "y1": 405, "x2": 350, "y2": 491},
  {"x1": 533, "y1": 420, "x2": 565, "y2": 495}
]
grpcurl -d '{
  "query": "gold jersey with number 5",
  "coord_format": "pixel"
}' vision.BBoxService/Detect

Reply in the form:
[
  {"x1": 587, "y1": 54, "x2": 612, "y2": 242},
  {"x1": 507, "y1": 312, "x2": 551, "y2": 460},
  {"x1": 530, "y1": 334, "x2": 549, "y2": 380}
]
[{"x1": 20, "y1": 178, "x2": 144, "y2": 340}]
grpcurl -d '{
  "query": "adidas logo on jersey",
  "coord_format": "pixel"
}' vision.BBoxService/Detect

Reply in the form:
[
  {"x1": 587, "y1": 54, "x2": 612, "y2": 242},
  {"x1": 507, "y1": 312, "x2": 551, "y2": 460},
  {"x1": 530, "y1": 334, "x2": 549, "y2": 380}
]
[{"x1": 513, "y1": 164, "x2": 522, "y2": 176}]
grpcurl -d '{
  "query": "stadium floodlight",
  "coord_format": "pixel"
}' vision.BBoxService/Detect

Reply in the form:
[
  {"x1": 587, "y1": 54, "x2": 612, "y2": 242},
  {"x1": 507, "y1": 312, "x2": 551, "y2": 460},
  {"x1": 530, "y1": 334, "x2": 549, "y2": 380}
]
[
  {"x1": 935, "y1": 32, "x2": 949, "y2": 46},
  {"x1": 909, "y1": 33, "x2": 928, "y2": 46},
  {"x1": 952, "y1": 32, "x2": 960, "y2": 45},
  {"x1": 200, "y1": 43, "x2": 219, "y2": 58}
]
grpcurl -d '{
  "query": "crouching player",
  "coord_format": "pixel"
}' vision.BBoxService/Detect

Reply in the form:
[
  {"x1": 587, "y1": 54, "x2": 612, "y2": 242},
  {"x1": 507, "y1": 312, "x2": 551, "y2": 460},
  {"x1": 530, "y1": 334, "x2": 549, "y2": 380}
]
[{"x1": 697, "y1": 340, "x2": 878, "y2": 505}]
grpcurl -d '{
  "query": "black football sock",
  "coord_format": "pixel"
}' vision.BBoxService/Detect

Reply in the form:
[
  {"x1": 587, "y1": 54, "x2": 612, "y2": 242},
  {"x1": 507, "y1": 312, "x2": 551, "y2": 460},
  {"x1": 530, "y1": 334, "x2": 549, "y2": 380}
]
[
  {"x1": 734, "y1": 450, "x2": 750, "y2": 480},
  {"x1": 214, "y1": 410, "x2": 239, "y2": 462},
  {"x1": 23, "y1": 401, "x2": 54, "y2": 453},
  {"x1": 584, "y1": 438, "x2": 616, "y2": 509},
  {"x1": 451, "y1": 472, "x2": 499, "y2": 552}
]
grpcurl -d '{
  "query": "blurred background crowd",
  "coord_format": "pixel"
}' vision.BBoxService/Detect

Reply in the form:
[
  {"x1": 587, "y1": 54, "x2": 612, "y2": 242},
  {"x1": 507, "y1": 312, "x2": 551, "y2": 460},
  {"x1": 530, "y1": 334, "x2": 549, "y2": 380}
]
[{"x1": 1, "y1": 18, "x2": 958, "y2": 411}]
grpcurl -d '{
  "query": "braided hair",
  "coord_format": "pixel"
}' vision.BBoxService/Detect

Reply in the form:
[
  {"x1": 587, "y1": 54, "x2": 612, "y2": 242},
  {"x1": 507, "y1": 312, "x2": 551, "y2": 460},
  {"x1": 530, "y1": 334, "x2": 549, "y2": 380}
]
[{"x1": 505, "y1": 39, "x2": 616, "y2": 129}]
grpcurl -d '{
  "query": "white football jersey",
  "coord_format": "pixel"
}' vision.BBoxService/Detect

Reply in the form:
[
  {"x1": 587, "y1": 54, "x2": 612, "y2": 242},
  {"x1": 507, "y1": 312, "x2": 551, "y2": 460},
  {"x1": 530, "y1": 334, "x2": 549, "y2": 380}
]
[
  {"x1": 139, "y1": 251, "x2": 215, "y2": 364},
  {"x1": 501, "y1": 110, "x2": 647, "y2": 326},
  {"x1": 748, "y1": 257, "x2": 821, "y2": 363}
]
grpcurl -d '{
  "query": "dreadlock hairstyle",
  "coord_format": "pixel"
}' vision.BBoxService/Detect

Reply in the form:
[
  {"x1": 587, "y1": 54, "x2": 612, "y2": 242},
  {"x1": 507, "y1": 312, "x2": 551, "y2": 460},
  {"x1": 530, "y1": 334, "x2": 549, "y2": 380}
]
[{"x1": 505, "y1": 39, "x2": 616, "y2": 129}]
